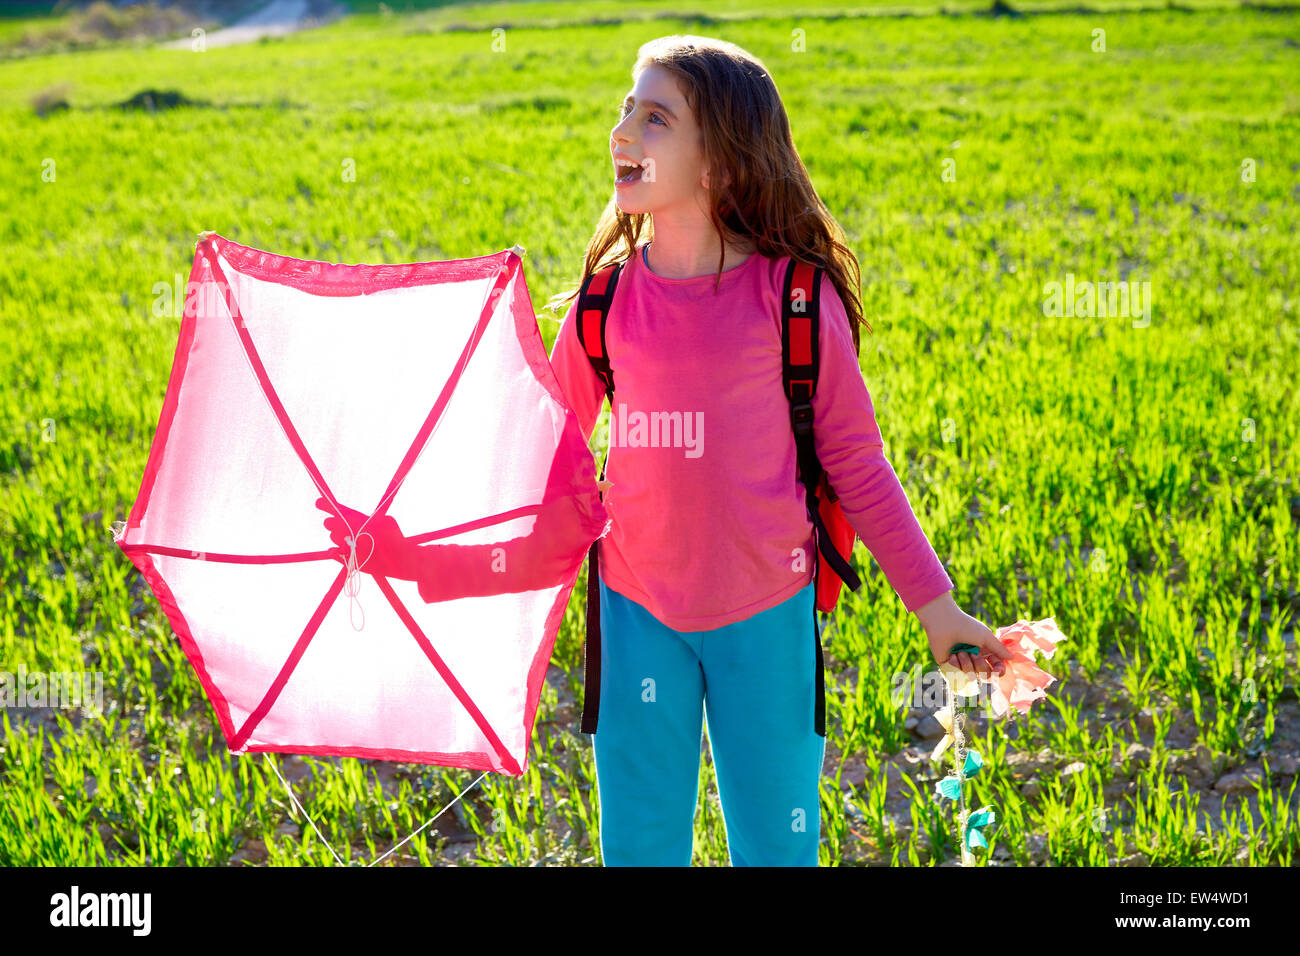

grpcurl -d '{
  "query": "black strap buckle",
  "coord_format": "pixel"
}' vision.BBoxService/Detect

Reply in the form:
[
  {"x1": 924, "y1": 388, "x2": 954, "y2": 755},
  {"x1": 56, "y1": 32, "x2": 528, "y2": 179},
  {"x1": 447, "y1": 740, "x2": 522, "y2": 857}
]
[{"x1": 791, "y1": 401, "x2": 813, "y2": 436}]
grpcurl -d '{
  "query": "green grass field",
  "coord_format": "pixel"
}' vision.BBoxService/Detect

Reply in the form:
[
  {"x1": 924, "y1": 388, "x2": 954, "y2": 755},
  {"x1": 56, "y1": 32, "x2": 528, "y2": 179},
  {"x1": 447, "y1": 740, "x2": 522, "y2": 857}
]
[{"x1": 1, "y1": 0, "x2": 1297, "y2": 866}]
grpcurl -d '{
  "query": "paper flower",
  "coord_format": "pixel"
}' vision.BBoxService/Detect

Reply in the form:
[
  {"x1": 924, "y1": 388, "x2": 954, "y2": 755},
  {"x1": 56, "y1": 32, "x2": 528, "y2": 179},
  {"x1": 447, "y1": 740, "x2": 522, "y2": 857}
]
[{"x1": 938, "y1": 618, "x2": 1067, "y2": 719}]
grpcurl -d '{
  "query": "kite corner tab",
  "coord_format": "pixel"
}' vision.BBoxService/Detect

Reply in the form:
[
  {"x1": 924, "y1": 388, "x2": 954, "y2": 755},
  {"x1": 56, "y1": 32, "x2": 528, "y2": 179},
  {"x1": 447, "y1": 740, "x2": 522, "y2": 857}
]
[{"x1": 507, "y1": 243, "x2": 526, "y2": 260}]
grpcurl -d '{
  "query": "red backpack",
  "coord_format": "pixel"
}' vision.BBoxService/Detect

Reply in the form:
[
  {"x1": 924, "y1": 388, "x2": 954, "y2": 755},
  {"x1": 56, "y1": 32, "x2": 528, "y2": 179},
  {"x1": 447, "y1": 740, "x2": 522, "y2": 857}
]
[{"x1": 572, "y1": 253, "x2": 862, "y2": 736}]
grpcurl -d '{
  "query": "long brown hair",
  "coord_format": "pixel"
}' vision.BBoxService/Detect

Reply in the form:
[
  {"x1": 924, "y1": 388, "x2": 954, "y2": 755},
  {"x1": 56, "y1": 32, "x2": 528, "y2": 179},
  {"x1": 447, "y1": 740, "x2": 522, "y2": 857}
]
[{"x1": 543, "y1": 34, "x2": 870, "y2": 353}]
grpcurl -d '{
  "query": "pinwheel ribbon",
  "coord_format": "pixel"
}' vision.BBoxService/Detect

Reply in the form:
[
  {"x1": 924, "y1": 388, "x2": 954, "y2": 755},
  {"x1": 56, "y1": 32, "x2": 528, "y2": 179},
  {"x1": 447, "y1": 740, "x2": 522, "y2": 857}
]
[
  {"x1": 934, "y1": 744, "x2": 983, "y2": 795},
  {"x1": 964, "y1": 805, "x2": 997, "y2": 851}
]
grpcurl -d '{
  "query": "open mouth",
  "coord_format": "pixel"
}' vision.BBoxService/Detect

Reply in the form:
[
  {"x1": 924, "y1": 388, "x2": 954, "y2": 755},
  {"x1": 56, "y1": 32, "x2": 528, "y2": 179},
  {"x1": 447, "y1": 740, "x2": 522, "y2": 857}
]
[{"x1": 615, "y1": 160, "x2": 644, "y2": 184}]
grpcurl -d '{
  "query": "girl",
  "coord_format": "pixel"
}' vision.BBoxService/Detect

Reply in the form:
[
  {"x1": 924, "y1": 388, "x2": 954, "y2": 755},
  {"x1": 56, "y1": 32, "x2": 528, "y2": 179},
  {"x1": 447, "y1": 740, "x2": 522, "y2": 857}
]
[{"x1": 546, "y1": 35, "x2": 1011, "y2": 866}]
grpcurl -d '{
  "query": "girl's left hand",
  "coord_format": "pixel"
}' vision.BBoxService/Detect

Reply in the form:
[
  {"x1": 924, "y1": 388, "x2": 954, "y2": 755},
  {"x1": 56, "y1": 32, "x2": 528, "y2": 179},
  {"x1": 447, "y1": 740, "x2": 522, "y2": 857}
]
[{"x1": 916, "y1": 593, "x2": 1014, "y2": 677}]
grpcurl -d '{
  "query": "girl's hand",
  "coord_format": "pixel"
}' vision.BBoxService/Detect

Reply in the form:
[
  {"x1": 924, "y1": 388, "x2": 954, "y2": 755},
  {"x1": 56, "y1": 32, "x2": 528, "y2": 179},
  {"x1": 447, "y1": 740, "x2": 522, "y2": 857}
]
[
  {"x1": 315, "y1": 496, "x2": 418, "y2": 581},
  {"x1": 915, "y1": 591, "x2": 1014, "y2": 677}
]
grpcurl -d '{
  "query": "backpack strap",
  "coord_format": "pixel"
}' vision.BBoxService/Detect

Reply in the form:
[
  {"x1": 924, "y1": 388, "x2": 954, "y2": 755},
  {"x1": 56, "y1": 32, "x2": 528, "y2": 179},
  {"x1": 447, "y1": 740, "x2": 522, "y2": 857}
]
[
  {"x1": 575, "y1": 261, "x2": 621, "y2": 401},
  {"x1": 782, "y1": 257, "x2": 864, "y2": 738},
  {"x1": 575, "y1": 260, "x2": 623, "y2": 734},
  {"x1": 781, "y1": 259, "x2": 861, "y2": 591}
]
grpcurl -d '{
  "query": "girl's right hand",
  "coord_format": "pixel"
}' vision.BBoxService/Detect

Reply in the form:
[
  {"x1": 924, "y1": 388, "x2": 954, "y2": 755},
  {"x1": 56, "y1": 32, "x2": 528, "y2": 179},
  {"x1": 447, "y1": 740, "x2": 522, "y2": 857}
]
[{"x1": 315, "y1": 496, "x2": 418, "y2": 580}]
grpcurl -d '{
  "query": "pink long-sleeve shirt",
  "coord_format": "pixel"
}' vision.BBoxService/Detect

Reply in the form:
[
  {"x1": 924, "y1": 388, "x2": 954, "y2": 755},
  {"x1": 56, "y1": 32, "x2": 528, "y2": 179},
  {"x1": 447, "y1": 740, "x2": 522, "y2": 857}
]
[{"x1": 548, "y1": 242, "x2": 954, "y2": 631}]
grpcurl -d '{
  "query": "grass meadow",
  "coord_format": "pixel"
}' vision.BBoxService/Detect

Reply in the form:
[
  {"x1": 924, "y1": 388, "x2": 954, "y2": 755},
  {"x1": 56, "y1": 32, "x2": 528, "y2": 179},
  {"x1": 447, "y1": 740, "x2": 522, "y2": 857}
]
[{"x1": 0, "y1": 0, "x2": 1297, "y2": 866}]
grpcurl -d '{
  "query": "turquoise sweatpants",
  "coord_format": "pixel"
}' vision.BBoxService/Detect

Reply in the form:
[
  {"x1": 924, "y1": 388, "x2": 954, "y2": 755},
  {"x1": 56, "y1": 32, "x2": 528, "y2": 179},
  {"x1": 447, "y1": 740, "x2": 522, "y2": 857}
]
[{"x1": 590, "y1": 574, "x2": 827, "y2": 866}]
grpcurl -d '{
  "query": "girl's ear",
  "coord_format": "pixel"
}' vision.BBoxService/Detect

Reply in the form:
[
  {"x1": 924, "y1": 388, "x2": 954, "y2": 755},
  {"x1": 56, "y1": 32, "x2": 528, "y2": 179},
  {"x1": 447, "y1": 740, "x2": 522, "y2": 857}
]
[{"x1": 701, "y1": 165, "x2": 732, "y2": 191}]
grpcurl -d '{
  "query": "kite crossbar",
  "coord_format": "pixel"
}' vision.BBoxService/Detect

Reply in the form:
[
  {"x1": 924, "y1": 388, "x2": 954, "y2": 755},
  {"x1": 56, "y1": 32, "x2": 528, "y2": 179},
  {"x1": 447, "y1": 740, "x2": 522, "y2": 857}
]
[{"x1": 264, "y1": 754, "x2": 489, "y2": 867}]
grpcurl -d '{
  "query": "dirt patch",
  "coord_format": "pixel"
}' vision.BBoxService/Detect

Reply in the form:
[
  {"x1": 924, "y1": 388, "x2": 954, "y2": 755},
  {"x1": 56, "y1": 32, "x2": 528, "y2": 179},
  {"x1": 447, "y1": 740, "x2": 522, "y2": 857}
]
[
  {"x1": 160, "y1": 0, "x2": 347, "y2": 49},
  {"x1": 2, "y1": 1, "x2": 348, "y2": 57}
]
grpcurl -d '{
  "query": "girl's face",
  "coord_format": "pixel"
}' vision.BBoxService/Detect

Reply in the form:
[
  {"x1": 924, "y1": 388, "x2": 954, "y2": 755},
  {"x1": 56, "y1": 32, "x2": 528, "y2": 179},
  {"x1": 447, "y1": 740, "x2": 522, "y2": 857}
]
[{"x1": 610, "y1": 64, "x2": 715, "y2": 217}]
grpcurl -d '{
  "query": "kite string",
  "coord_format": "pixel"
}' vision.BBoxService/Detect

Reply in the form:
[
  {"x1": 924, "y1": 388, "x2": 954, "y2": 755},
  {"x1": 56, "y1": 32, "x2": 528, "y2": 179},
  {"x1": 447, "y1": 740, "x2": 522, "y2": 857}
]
[
  {"x1": 342, "y1": 531, "x2": 373, "y2": 631},
  {"x1": 367, "y1": 770, "x2": 489, "y2": 868},
  {"x1": 264, "y1": 753, "x2": 488, "y2": 867},
  {"x1": 264, "y1": 753, "x2": 346, "y2": 866}
]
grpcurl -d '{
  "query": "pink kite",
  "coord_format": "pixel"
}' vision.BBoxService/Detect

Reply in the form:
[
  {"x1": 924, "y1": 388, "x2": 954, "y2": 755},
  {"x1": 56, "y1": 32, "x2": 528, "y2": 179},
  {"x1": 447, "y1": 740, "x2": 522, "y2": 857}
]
[{"x1": 114, "y1": 234, "x2": 609, "y2": 777}]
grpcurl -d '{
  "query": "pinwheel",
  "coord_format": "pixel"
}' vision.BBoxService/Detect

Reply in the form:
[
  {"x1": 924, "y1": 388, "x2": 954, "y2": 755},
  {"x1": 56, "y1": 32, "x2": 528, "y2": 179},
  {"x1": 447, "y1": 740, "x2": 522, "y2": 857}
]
[{"x1": 930, "y1": 619, "x2": 1067, "y2": 864}]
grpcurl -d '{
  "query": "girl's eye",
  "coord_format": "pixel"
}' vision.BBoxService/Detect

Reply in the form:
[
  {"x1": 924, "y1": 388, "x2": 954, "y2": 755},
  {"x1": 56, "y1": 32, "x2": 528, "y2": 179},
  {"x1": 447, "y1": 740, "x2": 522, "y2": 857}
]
[{"x1": 617, "y1": 104, "x2": 665, "y2": 125}]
